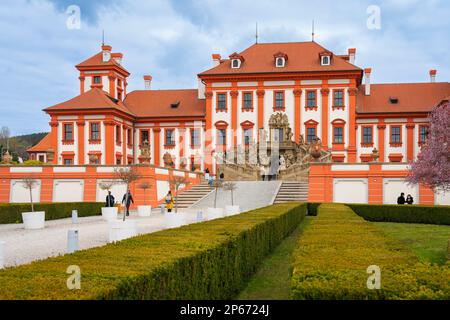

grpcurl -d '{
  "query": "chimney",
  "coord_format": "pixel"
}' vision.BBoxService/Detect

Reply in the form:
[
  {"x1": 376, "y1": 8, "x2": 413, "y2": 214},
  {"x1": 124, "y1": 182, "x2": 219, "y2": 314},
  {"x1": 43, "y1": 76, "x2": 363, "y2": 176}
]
[
  {"x1": 364, "y1": 68, "x2": 372, "y2": 96},
  {"x1": 429, "y1": 69, "x2": 437, "y2": 83},
  {"x1": 198, "y1": 78, "x2": 205, "y2": 99},
  {"x1": 111, "y1": 53, "x2": 123, "y2": 65},
  {"x1": 348, "y1": 48, "x2": 356, "y2": 64},
  {"x1": 212, "y1": 54, "x2": 221, "y2": 66},
  {"x1": 102, "y1": 44, "x2": 112, "y2": 62},
  {"x1": 143, "y1": 75, "x2": 152, "y2": 90}
]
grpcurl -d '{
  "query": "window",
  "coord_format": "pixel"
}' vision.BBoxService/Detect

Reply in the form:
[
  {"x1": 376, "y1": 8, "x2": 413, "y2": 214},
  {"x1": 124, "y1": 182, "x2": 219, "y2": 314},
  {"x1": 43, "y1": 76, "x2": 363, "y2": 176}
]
[
  {"x1": 321, "y1": 56, "x2": 330, "y2": 65},
  {"x1": 218, "y1": 129, "x2": 226, "y2": 145},
  {"x1": 419, "y1": 125, "x2": 429, "y2": 144},
  {"x1": 243, "y1": 92, "x2": 253, "y2": 110},
  {"x1": 306, "y1": 91, "x2": 316, "y2": 108},
  {"x1": 333, "y1": 90, "x2": 344, "y2": 107},
  {"x1": 116, "y1": 125, "x2": 121, "y2": 144},
  {"x1": 140, "y1": 130, "x2": 149, "y2": 144},
  {"x1": 38, "y1": 155, "x2": 45, "y2": 162},
  {"x1": 362, "y1": 127, "x2": 373, "y2": 145},
  {"x1": 116, "y1": 158, "x2": 121, "y2": 165},
  {"x1": 127, "y1": 129, "x2": 132, "y2": 146},
  {"x1": 190, "y1": 129, "x2": 200, "y2": 147},
  {"x1": 90, "y1": 123, "x2": 100, "y2": 141},
  {"x1": 276, "y1": 57, "x2": 285, "y2": 67},
  {"x1": 217, "y1": 93, "x2": 227, "y2": 110},
  {"x1": 307, "y1": 127, "x2": 316, "y2": 143},
  {"x1": 390, "y1": 126, "x2": 401, "y2": 145},
  {"x1": 63, "y1": 123, "x2": 73, "y2": 141},
  {"x1": 274, "y1": 91, "x2": 284, "y2": 109},
  {"x1": 93, "y1": 76, "x2": 101, "y2": 84},
  {"x1": 165, "y1": 129, "x2": 175, "y2": 146},
  {"x1": 244, "y1": 129, "x2": 252, "y2": 145},
  {"x1": 231, "y1": 59, "x2": 240, "y2": 69},
  {"x1": 333, "y1": 127, "x2": 343, "y2": 144},
  {"x1": 64, "y1": 159, "x2": 73, "y2": 165}
]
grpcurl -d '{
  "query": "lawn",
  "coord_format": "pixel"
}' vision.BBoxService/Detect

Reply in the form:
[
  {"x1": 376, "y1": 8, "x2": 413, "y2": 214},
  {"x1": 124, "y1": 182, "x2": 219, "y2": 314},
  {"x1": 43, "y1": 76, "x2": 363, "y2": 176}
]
[
  {"x1": 236, "y1": 216, "x2": 312, "y2": 300},
  {"x1": 374, "y1": 222, "x2": 450, "y2": 265}
]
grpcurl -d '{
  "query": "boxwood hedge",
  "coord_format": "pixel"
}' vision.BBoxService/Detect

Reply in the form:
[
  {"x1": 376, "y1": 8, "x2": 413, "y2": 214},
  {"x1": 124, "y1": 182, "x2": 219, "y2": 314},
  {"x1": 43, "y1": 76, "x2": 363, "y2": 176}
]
[
  {"x1": 347, "y1": 203, "x2": 450, "y2": 225},
  {"x1": 0, "y1": 202, "x2": 103, "y2": 224},
  {"x1": 291, "y1": 204, "x2": 450, "y2": 299},
  {"x1": 0, "y1": 202, "x2": 306, "y2": 299}
]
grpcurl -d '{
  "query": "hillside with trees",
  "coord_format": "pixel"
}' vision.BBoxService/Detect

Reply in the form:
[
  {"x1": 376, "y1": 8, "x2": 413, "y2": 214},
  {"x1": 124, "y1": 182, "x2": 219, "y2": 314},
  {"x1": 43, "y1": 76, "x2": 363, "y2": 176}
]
[{"x1": 0, "y1": 127, "x2": 48, "y2": 161}]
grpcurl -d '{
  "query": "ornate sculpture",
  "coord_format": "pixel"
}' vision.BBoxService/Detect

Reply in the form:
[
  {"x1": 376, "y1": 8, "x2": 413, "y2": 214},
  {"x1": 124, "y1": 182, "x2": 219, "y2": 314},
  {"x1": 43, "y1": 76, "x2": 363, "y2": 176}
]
[
  {"x1": 2, "y1": 150, "x2": 12, "y2": 164},
  {"x1": 163, "y1": 152, "x2": 175, "y2": 168},
  {"x1": 309, "y1": 137, "x2": 323, "y2": 160},
  {"x1": 138, "y1": 139, "x2": 151, "y2": 164}
]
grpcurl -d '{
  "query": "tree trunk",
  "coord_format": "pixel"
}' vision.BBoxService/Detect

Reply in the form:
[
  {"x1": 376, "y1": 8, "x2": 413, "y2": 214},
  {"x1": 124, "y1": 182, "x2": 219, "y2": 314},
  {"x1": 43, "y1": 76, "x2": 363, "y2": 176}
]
[{"x1": 29, "y1": 188, "x2": 34, "y2": 212}]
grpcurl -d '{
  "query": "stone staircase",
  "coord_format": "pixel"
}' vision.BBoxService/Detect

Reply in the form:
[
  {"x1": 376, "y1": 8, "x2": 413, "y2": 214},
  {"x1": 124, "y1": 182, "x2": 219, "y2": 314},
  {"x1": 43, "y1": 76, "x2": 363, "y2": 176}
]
[
  {"x1": 174, "y1": 182, "x2": 214, "y2": 208},
  {"x1": 273, "y1": 181, "x2": 309, "y2": 204}
]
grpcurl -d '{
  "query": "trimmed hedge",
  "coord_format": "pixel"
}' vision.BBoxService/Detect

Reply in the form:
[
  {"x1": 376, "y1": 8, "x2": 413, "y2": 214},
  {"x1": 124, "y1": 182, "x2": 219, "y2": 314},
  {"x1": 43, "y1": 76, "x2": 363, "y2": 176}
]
[
  {"x1": 291, "y1": 204, "x2": 450, "y2": 299},
  {"x1": 0, "y1": 202, "x2": 103, "y2": 224},
  {"x1": 347, "y1": 203, "x2": 450, "y2": 225},
  {"x1": 0, "y1": 203, "x2": 306, "y2": 299},
  {"x1": 307, "y1": 202, "x2": 320, "y2": 216}
]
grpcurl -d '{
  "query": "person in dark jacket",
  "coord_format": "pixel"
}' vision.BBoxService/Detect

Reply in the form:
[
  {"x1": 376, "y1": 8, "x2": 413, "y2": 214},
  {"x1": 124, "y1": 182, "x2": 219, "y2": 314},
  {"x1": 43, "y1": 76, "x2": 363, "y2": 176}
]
[
  {"x1": 219, "y1": 172, "x2": 224, "y2": 181},
  {"x1": 406, "y1": 194, "x2": 414, "y2": 205},
  {"x1": 105, "y1": 191, "x2": 115, "y2": 207},
  {"x1": 122, "y1": 190, "x2": 134, "y2": 216},
  {"x1": 397, "y1": 192, "x2": 406, "y2": 205}
]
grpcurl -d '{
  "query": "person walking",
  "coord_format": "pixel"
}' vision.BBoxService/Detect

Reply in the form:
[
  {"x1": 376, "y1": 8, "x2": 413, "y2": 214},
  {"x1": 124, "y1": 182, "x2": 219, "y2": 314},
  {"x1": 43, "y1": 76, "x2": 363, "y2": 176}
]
[
  {"x1": 205, "y1": 168, "x2": 210, "y2": 182},
  {"x1": 406, "y1": 194, "x2": 414, "y2": 205},
  {"x1": 219, "y1": 172, "x2": 224, "y2": 181},
  {"x1": 165, "y1": 191, "x2": 174, "y2": 212},
  {"x1": 397, "y1": 192, "x2": 406, "y2": 205},
  {"x1": 122, "y1": 190, "x2": 134, "y2": 216},
  {"x1": 105, "y1": 191, "x2": 115, "y2": 207}
]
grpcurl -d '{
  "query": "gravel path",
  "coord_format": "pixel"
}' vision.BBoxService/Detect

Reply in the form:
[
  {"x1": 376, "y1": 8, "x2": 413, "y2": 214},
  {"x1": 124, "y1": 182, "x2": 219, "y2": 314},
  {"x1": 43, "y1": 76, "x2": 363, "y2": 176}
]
[{"x1": 0, "y1": 208, "x2": 208, "y2": 268}]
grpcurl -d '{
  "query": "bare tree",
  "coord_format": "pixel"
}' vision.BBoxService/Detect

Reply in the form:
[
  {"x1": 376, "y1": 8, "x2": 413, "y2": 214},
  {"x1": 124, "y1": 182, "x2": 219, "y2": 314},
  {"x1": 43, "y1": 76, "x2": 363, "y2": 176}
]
[
  {"x1": 22, "y1": 177, "x2": 38, "y2": 212},
  {"x1": 113, "y1": 167, "x2": 142, "y2": 221},
  {"x1": 138, "y1": 181, "x2": 152, "y2": 206},
  {"x1": 99, "y1": 181, "x2": 116, "y2": 207},
  {"x1": 169, "y1": 175, "x2": 190, "y2": 213},
  {"x1": 222, "y1": 181, "x2": 237, "y2": 206},
  {"x1": 0, "y1": 126, "x2": 10, "y2": 150},
  {"x1": 212, "y1": 179, "x2": 223, "y2": 208}
]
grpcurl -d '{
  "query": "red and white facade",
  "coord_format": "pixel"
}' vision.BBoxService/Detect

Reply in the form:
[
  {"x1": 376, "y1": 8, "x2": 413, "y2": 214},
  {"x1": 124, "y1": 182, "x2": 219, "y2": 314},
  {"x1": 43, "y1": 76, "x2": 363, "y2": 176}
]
[{"x1": 24, "y1": 41, "x2": 450, "y2": 205}]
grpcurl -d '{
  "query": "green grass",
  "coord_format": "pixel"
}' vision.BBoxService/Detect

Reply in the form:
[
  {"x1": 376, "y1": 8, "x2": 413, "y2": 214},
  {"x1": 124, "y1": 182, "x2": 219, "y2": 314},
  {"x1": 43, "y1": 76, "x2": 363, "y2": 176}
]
[
  {"x1": 374, "y1": 222, "x2": 450, "y2": 265},
  {"x1": 236, "y1": 216, "x2": 312, "y2": 300}
]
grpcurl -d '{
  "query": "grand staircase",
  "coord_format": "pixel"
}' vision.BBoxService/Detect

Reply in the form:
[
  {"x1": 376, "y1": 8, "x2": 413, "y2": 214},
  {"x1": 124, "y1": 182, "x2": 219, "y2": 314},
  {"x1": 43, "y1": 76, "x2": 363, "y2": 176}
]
[
  {"x1": 174, "y1": 182, "x2": 213, "y2": 209},
  {"x1": 273, "y1": 181, "x2": 309, "y2": 204}
]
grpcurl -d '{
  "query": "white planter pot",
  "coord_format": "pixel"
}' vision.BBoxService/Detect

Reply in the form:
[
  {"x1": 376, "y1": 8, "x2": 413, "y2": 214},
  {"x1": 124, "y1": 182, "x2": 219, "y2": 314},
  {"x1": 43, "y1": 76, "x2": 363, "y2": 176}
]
[
  {"x1": 137, "y1": 205, "x2": 152, "y2": 217},
  {"x1": 108, "y1": 220, "x2": 137, "y2": 242},
  {"x1": 207, "y1": 208, "x2": 224, "y2": 220},
  {"x1": 165, "y1": 213, "x2": 186, "y2": 229},
  {"x1": 0, "y1": 240, "x2": 5, "y2": 269},
  {"x1": 225, "y1": 205, "x2": 241, "y2": 216},
  {"x1": 101, "y1": 207, "x2": 118, "y2": 221},
  {"x1": 21, "y1": 211, "x2": 45, "y2": 230}
]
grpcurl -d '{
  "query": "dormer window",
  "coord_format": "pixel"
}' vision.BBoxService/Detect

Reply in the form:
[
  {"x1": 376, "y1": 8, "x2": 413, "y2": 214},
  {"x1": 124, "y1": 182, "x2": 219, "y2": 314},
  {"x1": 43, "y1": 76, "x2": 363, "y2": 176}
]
[
  {"x1": 319, "y1": 51, "x2": 333, "y2": 66},
  {"x1": 229, "y1": 52, "x2": 244, "y2": 69},
  {"x1": 389, "y1": 97, "x2": 399, "y2": 104},
  {"x1": 273, "y1": 52, "x2": 288, "y2": 68}
]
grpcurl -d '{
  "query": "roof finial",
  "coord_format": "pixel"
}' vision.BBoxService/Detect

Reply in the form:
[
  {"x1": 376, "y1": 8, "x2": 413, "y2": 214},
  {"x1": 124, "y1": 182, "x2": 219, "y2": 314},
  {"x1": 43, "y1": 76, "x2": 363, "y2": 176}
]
[
  {"x1": 102, "y1": 29, "x2": 105, "y2": 46},
  {"x1": 255, "y1": 22, "x2": 258, "y2": 44},
  {"x1": 311, "y1": 20, "x2": 315, "y2": 42}
]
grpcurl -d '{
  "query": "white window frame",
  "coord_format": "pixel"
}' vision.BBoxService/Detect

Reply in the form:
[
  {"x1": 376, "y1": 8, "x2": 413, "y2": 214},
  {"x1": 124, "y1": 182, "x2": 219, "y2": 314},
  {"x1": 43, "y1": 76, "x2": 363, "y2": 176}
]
[
  {"x1": 231, "y1": 59, "x2": 241, "y2": 69},
  {"x1": 275, "y1": 57, "x2": 285, "y2": 68},
  {"x1": 321, "y1": 56, "x2": 330, "y2": 66}
]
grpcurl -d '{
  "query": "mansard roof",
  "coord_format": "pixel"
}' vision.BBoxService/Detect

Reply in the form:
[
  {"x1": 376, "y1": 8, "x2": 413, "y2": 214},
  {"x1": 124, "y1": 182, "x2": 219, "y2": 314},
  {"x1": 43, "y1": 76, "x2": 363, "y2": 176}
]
[
  {"x1": 199, "y1": 41, "x2": 361, "y2": 76},
  {"x1": 76, "y1": 52, "x2": 130, "y2": 75},
  {"x1": 124, "y1": 89, "x2": 205, "y2": 118},
  {"x1": 27, "y1": 133, "x2": 52, "y2": 153},
  {"x1": 44, "y1": 88, "x2": 135, "y2": 116},
  {"x1": 357, "y1": 82, "x2": 450, "y2": 114}
]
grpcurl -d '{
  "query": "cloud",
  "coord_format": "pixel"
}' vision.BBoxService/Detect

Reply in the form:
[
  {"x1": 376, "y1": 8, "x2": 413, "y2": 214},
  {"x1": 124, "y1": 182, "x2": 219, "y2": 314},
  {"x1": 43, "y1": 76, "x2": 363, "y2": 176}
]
[{"x1": 0, "y1": 0, "x2": 449, "y2": 135}]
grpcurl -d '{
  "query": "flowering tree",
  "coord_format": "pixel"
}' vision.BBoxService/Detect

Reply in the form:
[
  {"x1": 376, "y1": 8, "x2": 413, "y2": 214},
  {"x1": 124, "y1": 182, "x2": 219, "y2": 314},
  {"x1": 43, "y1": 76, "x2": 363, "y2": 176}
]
[{"x1": 407, "y1": 101, "x2": 450, "y2": 192}]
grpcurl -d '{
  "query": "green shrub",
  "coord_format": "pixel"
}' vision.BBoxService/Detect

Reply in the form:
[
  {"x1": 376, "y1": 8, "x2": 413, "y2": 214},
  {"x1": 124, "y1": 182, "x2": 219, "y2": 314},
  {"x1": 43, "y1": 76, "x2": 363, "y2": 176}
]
[
  {"x1": 347, "y1": 203, "x2": 450, "y2": 225},
  {"x1": 0, "y1": 203, "x2": 306, "y2": 299},
  {"x1": 0, "y1": 202, "x2": 103, "y2": 224},
  {"x1": 307, "y1": 202, "x2": 321, "y2": 216},
  {"x1": 291, "y1": 204, "x2": 450, "y2": 300}
]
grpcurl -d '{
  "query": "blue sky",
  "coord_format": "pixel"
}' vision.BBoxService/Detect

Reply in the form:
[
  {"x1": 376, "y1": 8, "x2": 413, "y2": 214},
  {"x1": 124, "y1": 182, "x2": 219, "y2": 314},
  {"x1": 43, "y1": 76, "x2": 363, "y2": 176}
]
[{"x1": 0, "y1": 0, "x2": 449, "y2": 135}]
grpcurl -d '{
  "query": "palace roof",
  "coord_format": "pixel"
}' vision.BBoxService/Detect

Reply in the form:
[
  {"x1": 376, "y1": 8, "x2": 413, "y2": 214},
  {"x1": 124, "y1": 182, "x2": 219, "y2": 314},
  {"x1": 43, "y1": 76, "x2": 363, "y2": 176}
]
[
  {"x1": 27, "y1": 133, "x2": 51, "y2": 152},
  {"x1": 44, "y1": 88, "x2": 134, "y2": 115},
  {"x1": 357, "y1": 82, "x2": 450, "y2": 114},
  {"x1": 199, "y1": 41, "x2": 362, "y2": 76},
  {"x1": 76, "y1": 52, "x2": 129, "y2": 75},
  {"x1": 124, "y1": 89, "x2": 205, "y2": 118}
]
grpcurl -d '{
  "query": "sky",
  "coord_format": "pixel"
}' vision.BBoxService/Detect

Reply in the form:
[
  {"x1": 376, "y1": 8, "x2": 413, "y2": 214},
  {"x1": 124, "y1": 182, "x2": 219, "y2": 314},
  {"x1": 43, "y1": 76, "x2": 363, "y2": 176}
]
[{"x1": 0, "y1": 0, "x2": 449, "y2": 136}]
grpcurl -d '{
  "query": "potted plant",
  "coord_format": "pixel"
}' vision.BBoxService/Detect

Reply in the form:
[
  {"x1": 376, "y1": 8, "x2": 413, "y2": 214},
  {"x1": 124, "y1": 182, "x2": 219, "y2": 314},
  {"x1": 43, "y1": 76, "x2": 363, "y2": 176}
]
[
  {"x1": 21, "y1": 177, "x2": 45, "y2": 229},
  {"x1": 223, "y1": 181, "x2": 240, "y2": 216},
  {"x1": 99, "y1": 180, "x2": 118, "y2": 221},
  {"x1": 137, "y1": 181, "x2": 152, "y2": 217},
  {"x1": 207, "y1": 178, "x2": 224, "y2": 220},
  {"x1": 165, "y1": 175, "x2": 190, "y2": 228},
  {"x1": 108, "y1": 167, "x2": 142, "y2": 242}
]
